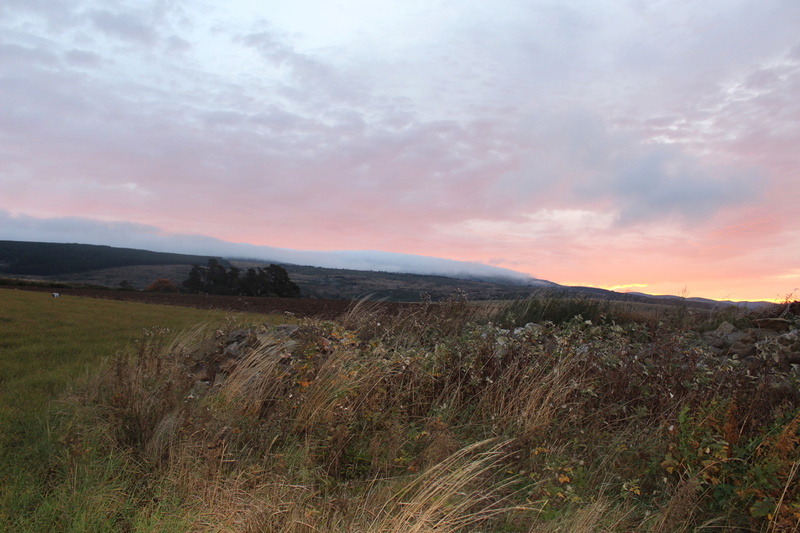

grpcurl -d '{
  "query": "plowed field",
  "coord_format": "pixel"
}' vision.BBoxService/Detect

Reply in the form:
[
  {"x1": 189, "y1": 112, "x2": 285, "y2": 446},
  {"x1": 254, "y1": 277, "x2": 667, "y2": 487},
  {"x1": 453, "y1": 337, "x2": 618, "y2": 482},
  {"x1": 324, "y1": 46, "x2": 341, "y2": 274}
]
[{"x1": 8, "y1": 287, "x2": 409, "y2": 319}]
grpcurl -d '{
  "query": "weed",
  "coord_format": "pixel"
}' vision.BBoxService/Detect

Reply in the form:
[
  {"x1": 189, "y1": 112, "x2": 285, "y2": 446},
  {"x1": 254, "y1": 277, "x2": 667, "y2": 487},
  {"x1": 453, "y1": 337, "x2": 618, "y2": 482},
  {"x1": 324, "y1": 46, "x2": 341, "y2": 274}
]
[{"x1": 4, "y1": 289, "x2": 800, "y2": 531}]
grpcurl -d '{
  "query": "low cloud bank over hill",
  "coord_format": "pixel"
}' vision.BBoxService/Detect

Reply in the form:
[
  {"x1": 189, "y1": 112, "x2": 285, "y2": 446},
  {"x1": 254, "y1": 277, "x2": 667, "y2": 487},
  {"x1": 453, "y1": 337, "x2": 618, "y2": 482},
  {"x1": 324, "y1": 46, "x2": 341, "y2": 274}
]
[{"x1": 0, "y1": 213, "x2": 539, "y2": 283}]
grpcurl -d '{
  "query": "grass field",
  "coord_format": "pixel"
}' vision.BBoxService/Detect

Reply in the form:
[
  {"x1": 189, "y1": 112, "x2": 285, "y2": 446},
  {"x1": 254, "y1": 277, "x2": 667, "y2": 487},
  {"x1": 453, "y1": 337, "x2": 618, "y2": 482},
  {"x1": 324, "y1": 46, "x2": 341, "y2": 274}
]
[
  {"x1": 1, "y1": 288, "x2": 798, "y2": 532},
  {"x1": 0, "y1": 288, "x2": 281, "y2": 530}
]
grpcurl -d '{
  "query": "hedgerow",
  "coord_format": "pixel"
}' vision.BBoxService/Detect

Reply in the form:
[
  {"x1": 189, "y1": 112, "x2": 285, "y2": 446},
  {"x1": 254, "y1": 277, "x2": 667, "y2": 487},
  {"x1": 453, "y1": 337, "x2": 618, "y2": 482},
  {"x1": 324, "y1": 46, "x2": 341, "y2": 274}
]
[{"x1": 22, "y1": 298, "x2": 800, "y2": 531}]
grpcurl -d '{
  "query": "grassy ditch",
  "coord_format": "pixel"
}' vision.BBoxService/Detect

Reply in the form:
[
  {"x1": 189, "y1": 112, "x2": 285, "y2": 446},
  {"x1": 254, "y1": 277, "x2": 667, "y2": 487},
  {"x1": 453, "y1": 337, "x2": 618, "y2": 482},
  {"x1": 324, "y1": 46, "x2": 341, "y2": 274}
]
[{"x1": 2, "y1": 290, "x2": 800, "y2": 531}]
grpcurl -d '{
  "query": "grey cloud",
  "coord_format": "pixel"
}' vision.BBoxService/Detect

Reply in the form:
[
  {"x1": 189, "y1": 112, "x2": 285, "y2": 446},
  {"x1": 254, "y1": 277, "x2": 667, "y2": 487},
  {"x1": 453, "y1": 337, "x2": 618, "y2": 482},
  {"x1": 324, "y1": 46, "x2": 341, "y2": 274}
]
[
  {"x1": 0, "y1": 210, "x2": 531, "y2": 281},
  {"x1": 63, "y1": 48, "x2": 103, "y2": 67},
  {"x1": 165, "y1": 34, "x2": 191, "y2": 54},
  {"x1": 0, "y1": 0, "x2": 79, "y2": 29},
  {"x1": 0, "y1": 0, "x2": 788, "y2": 253},
  {"x1": 0, "y1": 25, "x2": 764, "y2": 237},
  {"x1": 0, "y1": 10, "x2": 513, "y2": 226},
  {"x1": 308, "y1": 250, "x2": 532, "y2": 280},
  {"x1": 236, "y1": 28, "x2": 367, "y2": 107},
  {"x1": 202, "y1": 110, "x2": 247, "y2": 127},
  {"x1": 494, "y1": 110, "x2": 762, "y2": 223},
  {"x1": 0, "y1": 211, "x2": 163, "y2": 247},
  {"x1": 0, "y1": 68, "x2": 96, "y2": 138},
  {"x1": 239, "y1": 30, "x2": 332, "y2": 88},
  {"x1": 250, "y1": 107, "x2": 311, "y2": 132},
  {"x1": 238, "y1": 31, "x2": 293, "y2": 65},
  {"x1": 0, "y1": 42, "x2": 59, "y2": 68},
  {"x1": 611, "y1": 1, "x2": 800, "y2": 112},
  {"x1": 607, "y1": 148, "x2": 760, "y2": 224},
  {"x1": 89, "y1": 9, "x2": 158, "y2": 45},
  {"x1": 745, "y1": 67, "x2": 782, "y2": 91}
]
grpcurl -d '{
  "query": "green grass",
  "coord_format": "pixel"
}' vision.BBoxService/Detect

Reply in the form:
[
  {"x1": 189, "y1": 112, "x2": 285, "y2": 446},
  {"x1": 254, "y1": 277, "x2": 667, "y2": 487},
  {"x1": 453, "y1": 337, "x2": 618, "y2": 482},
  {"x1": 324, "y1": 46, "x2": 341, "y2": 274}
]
[
  {"x1": 0, "y1": 288, "x2": 282, "y2": 530},
  {"x1": 0, "y1": 288, "x2": 271, "y2": 417}
]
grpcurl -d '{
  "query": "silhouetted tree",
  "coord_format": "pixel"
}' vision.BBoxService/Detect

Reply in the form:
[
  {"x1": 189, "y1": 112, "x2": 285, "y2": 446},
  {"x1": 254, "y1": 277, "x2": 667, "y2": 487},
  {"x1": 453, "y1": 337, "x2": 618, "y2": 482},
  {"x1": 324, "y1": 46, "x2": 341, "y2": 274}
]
[
  {"x1": 183, "y1": 265, "x2": 206, "y2": 293},
  {"x1": 207, "y1": 259, "x2": 230, "y2": 294},
  {"x1": 227, "y1": 266, "x2": 242, "y2": 295},
  {"x1": 181, "y1": 260, "x2": 300, "y2": 298},
  {"x1": 241, "y1": 268, "x2": 260, "y2": 296},
  {"x1": 265, "y1": 264, "x2": 301, "y2": 298}
]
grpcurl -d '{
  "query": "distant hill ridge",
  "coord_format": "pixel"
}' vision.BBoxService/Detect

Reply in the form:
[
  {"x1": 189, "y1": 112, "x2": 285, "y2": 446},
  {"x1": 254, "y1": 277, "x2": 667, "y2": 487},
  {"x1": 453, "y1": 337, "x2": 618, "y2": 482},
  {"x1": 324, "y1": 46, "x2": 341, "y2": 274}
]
[
  {"x1": 0, "y1": 240, "x2": 228, "y2": 276},
  {"x1": 0, "y1": 240, "x2": 762, "y2": 308}
]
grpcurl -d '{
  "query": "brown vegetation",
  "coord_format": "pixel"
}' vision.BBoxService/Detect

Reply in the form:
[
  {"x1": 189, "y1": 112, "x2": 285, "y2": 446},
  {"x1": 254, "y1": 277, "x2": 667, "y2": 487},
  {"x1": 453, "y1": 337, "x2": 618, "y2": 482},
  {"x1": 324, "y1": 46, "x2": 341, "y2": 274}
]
[
  {"x1": 9, "y1": 285, "x2": 399, "y2": 318},
  {"x1": 30, "y1": 296, "x2": 799, "y2": 532}
]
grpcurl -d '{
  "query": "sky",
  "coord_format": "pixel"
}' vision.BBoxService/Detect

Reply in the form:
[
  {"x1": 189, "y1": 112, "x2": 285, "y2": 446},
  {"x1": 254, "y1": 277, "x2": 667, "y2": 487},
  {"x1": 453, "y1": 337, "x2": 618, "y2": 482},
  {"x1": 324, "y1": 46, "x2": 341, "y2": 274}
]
[{"x1": 1, "y1": 0, "x2": 799, "y2": 302}]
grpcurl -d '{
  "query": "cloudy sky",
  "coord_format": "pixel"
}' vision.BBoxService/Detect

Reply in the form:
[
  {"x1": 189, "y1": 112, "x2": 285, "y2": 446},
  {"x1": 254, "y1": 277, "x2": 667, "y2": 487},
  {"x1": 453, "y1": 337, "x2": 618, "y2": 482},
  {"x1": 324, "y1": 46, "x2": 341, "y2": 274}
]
[{"x1": 1, "y1": 0, "x2": 799, "y2": 301}]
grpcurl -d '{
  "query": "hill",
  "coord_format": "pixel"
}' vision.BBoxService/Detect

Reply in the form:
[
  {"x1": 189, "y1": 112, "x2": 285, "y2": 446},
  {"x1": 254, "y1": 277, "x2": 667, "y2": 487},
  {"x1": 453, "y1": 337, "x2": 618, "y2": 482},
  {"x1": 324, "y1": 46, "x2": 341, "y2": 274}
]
[
  {"x1": 0, "y1": 239, "x2": 740, "y2": 308},
  {"x1": 0, "y1": 240, "x2": 554, "y2": 301},
  {"x1": 236, "y1": 261, "x2": 551, "y2": 302},
  {"x1": 0, "y1": 240, "x2": 228, "y2": 276}
]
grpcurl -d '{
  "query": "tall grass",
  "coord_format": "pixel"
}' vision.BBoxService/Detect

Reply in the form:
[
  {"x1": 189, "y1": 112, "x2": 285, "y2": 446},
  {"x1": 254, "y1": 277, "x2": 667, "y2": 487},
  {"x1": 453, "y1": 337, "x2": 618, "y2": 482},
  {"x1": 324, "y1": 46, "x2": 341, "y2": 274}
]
[
  {"x1": 0, "y1": 288, "x2": 278, "y2": 530},
  {"x1": 4, "y1": 289, "x2": 800, "y2": 531},
  {"x1": 492, "y1": 290, "x2": 612, "y2": 327}
]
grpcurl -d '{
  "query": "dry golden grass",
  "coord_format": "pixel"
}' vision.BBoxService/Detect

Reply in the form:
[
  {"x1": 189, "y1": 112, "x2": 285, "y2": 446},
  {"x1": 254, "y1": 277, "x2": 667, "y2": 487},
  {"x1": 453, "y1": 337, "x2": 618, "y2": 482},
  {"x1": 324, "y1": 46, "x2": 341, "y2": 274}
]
[{"x1": 6, "y1": 293, "x2": 800, "y2": 532}]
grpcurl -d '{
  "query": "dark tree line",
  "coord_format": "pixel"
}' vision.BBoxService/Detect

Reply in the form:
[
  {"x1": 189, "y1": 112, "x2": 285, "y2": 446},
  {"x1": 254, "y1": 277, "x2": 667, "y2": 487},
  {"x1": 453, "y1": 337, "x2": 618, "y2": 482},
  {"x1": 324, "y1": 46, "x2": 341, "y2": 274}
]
[
  {"x1": 182, "y1": 259, "x2": 301, "y2": 298},
  {"x1": 0, "y1": 240, "x2": 226, "y2": 276}
]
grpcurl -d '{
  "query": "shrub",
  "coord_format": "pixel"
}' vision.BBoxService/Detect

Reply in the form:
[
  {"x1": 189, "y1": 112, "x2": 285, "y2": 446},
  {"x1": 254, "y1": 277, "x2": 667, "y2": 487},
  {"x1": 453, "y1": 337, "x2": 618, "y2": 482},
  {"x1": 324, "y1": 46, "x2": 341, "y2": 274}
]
[
  {"x1": 32, "y1": 299, "x2": 800, "y2": 531},
  {"x1": 493, "y1": 291, "x2": 612, "y2": 328},
  {"x1": 145, "y1": 278, "x2": 179, "y2": 292}
]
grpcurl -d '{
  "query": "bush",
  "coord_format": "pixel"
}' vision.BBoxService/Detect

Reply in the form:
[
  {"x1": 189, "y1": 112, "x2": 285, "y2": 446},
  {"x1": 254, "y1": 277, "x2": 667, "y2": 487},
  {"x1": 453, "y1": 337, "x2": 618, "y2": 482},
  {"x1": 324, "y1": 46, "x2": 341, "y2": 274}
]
[
  {"x1": 493, "y1": 291, "x2": 611, "y2": 328},
  {"x1": 145, "y1": 278, "x2": 179, "y2": 292},
  {"x1": 36, "y1": 301, "x2": 800, "y2": 531}
]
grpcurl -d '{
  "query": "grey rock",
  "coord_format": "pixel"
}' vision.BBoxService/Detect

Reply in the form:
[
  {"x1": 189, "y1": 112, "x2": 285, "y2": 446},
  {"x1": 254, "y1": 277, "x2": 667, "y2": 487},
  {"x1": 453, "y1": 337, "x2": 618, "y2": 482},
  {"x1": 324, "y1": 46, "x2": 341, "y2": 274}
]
[
  {"x1": 190, "y1": 338, "x2": 219, "y2": 362},
  {"x1": 274, "y1": 324, "x2": 299, "y2": 338},
  {"x1": 191, "y1": 363, "x2": 217, "y2": 382},
  {"x1": 753, "y1": 318, "x2": 793, "y2": 331},
  {"x1": 223, "y1": 341, "x2": 241, "y2": 358},
  {"x1": 707, "y1": 345, "x2": 723, "y2": 356},
  {"x1": 729, "y1": 341, "x2": 756, "y2": 359},
  {"x1": 703, "y1": 333, "x2": 726, "y2": 349},
  {"x1": 723, "y1": 331, "x2": 749, "y2": 346},
  {"x1": 227, "y1": 329, "x2": 250, "y2": 343},
  {"x1": 777, "y1": 329, "x2": 800, "y2": 345},
  {"x1": 715, "y1": 321, "x2": 737, "y2": 336}
]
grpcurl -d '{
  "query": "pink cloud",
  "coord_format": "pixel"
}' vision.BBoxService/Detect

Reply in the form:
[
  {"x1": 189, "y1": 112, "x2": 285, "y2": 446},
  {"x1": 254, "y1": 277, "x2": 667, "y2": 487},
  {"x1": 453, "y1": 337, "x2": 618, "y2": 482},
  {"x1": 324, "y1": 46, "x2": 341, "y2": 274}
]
[{"x1": 1, "y1": 0, "x2": 799, "y2": 302}]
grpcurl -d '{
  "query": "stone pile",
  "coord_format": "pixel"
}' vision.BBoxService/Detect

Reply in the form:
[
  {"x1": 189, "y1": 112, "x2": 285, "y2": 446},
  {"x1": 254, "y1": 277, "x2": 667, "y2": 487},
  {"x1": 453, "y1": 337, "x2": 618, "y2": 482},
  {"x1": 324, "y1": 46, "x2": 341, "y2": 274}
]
[
  {"x1": 186, "y1": 324, "x2": 299, "y2": 397},
  {"x1": 181, "y1": 315, "x2": 800, "y2": 402},
  {"x1": 701, "y1": 317, "x2": 800, "y2": 371}
]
